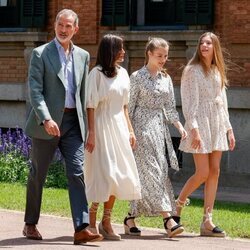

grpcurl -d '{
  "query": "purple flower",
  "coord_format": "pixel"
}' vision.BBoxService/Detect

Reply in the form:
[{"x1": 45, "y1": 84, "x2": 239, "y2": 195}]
[{"x1": 0, "y1": 127, "x2": 63, "y2": 163}]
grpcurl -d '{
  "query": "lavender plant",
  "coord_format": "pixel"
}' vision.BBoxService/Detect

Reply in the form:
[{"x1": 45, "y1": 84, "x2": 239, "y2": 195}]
[
  {"x1": 0, "y1": 127, "x2": 30, "y2": 183},
  {"x1": 0, "y1": 128, "x2": 30, "y2": 157},
  {"x1": 0, "y1": 128, "x2": 67, "y2": 188}
]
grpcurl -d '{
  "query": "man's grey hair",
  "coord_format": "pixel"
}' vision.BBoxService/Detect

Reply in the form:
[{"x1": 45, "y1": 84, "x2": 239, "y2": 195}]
[{"x1": 55, "y1": 9, "x2": 79, "y2": 26}]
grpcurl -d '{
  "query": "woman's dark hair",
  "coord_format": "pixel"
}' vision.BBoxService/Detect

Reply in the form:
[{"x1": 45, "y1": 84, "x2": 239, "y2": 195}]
[{"x1": 96, "y1": 34, "x2": 123, "y2": 78}]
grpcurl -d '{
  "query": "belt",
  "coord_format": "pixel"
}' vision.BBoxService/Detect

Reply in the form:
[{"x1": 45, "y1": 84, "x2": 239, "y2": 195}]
[{"x1": 64, "y1": 108, "x2": 77, "y2": 113}]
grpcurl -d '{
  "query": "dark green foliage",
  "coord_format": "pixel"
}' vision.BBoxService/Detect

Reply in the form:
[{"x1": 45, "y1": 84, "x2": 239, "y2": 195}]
[
  {"x1": 0, "y1": 153, "x2": 67, "y2": 188},
  {"x1": 45, "y1": 162, "x2": 67, "y2": 189},
  {"x1": 0, "y1": 153, "x2": 28, "y2": 184},
  {"x1": 0, "y1": 128, "x2": 67, "y2": 189}
]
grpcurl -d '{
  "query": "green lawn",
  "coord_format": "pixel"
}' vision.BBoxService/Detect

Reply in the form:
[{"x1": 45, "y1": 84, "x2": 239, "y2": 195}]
[{"x1": 0, "y1": 182, "x2": 249, "y2": 238}]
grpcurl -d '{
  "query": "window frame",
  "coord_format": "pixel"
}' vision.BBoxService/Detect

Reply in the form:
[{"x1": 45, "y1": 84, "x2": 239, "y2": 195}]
[
  {"x1": 101, "y1": 0, "x2": 214, "y2": 30},
  {"x1": 0, "y1": 0, "x2": 46, "y2": 29}
]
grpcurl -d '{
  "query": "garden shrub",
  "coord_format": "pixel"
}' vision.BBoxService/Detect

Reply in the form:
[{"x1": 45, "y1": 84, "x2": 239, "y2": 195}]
[
  {"x1": 0, "y1": 128, "x2": 67, "y2": 188},
  {"x1": 0, "y1": 153, "x2": 28, "y2": 184},
  {"x1": 45, "y1": 162, "x2": 67, "y2": 189}
]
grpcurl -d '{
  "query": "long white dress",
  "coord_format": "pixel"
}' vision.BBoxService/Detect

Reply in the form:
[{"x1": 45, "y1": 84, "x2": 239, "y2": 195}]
[
  {"x1": 179, "y1": 64, "x2": 232, "y2": 153},
  {"x1": 84, "y1": 66, "x2": 141, "y2": 202}
]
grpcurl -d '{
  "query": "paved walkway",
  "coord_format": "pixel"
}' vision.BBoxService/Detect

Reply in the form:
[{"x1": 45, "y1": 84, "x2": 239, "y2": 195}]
[{"x1": 0, "y1": 209, "x2": 249, "y2": 250}]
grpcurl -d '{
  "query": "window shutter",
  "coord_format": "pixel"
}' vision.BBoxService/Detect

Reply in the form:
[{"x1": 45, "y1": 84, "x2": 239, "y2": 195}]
[
  {"x1": 101, "y1": 0, "x2": 113, "y2": 25},
  {"x1": 184, "y1": 0, "x2": 213, "y2": 25},
  {"x1": 0, "y1": 5, "x2": 19, "y2": 27},
  {"x1": 115, "y1": 0, "x2": 129, "y2": 25},
  {"x1": 20, "y1": 0, "x2": 46, "y2": 28},
  {"x1": 197, "y1": 0, "x2": 213, "y2": 24},
  {"x1": 101, "y1": 0, "x2": 128, "y2": 26}
]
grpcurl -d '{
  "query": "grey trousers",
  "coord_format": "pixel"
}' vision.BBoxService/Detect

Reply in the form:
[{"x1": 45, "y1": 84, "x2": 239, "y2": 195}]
[{"x1": 24, "y1": 111, "x2": 89, "y2": 229}]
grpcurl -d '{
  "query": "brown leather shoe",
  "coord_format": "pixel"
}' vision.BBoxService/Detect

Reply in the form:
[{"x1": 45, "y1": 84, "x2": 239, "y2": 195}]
[
  {"x1": 23, "y1": 224, "x2": 42, "y2": 240},
  {"x1": 74, "y1": 228, "x2": 103, "y2": 245}
]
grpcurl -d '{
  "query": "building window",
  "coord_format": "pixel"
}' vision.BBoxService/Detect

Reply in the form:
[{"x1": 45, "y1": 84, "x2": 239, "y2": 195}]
[
  {"x1": 101, "y1": 0, "x2": 214, "y2": 29},
  {"x1": 0, "y1": 0, "x2": 15, "y2": 6},
  {"x1": 142, "y1": 0, "x2": 184, "y2": 26},
  {"x1": 0, "y1": 0, "x2": 19, "y2": 27},
  {"x1": 101, "y1": 0, "x2": 129, "y2": 26},
  {"x1": 0, "y1": 0, "x2": 46, "y2": 29}
]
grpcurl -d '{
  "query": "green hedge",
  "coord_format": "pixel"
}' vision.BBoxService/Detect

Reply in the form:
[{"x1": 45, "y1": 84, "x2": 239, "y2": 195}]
[{"x1": 0, "y1": 152, "x2": 67, "y2": 189}]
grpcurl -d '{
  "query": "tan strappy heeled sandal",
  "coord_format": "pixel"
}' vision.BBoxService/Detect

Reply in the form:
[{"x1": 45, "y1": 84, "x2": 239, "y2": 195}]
[
  {"x1": 88, "y1": 202, "x2": 99, "y2": 234},
  {"x1": 98, "y1": 208, "x2": 121, "y2": 240}
]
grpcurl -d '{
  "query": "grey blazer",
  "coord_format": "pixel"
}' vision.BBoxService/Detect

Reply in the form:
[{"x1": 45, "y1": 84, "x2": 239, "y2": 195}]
[{"x1": 25, "y1": 40, "x2": 89, "y2": 141}]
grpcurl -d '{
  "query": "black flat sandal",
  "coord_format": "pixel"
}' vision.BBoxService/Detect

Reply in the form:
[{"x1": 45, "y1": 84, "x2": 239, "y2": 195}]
[
  {"x1": 124, "y1": 213, "x2": 141, "y2": 236},
  {"x1": 163, "y1": 216, "x2": 184, "y2": 238},
  {"x1": 172, "y1": 215, "x2": 181, "y2": 224}
]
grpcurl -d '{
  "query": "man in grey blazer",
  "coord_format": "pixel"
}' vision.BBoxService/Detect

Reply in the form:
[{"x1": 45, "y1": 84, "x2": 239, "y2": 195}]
[{"x1": 23, "y1": 9, "x2": 103, "y2": 244}]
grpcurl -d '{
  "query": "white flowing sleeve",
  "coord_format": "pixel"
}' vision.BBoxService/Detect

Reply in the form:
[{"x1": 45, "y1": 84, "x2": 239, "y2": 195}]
[
  {"x1": 222, "y1": 87, "x2": 232, "y2": 130},
  {"x1": 86, "y1": 67, "x2": 100, "y2": 109},
  {"x1": 181, "y1": 66, "x2": 200, "y2": 130},
  {"x1": 122, "y1": 68, "x2": 130, "y2": 106}
]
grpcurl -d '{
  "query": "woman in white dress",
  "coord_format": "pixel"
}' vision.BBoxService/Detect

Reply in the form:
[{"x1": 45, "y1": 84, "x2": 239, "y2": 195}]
[
  {"x1": 177, "y1": 32, "x2": 236, "y2": 237},
  {"x1": 124, "y1": 37, "x2": 187, "y2": 238},
  {"x1": 84, "y1": 34, "x2": 141, "y2": 240}
]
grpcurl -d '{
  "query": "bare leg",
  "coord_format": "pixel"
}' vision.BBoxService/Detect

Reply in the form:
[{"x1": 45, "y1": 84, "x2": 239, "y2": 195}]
[
  {"x1": 203, "y1": 151, "x2": 222, "y2": 229},
  {"x1": 176, "y1": 154, "x2": 209, "y2": 216},
  {"x1": 200, "y1": 151, "x2": 225, "y2": 237}
]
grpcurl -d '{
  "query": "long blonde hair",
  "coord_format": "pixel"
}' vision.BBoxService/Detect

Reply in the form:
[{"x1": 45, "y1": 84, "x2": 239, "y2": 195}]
[{"x1": 188, "y1": 32, "x2": 228, "y2": 87}]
